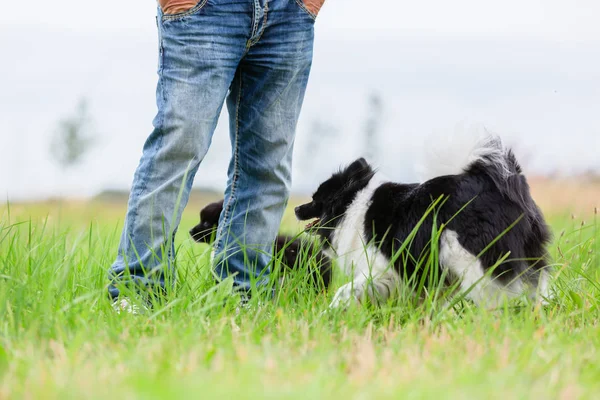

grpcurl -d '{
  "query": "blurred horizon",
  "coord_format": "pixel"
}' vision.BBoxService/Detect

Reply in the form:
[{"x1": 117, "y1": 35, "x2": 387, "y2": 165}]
[{"x1": 2, "y1": 1, "x2": 599, "y2": 201}]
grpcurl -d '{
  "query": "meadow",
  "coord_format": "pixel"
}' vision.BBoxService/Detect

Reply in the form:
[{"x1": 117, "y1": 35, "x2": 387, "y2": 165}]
[{"x1": 0, "y1": 178, "x2": 599, "y2": 399}]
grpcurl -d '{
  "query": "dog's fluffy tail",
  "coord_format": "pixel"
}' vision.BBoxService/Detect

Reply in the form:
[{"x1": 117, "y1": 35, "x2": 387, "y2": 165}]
[
  {"x1": 417, "y1": 125, "x2": 518, "y2": 180},
  {"x1": 417, "y1": 126, "x2": 534, "y2": 215}
]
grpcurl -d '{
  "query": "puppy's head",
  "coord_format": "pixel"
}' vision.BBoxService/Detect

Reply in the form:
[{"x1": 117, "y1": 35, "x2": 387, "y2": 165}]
[
  {"x1": 295, "y1": 158, "x2": 374, "y2": 239},
  {"x1": 189, "y1": 199, "x2": 225, "y2": 243}
]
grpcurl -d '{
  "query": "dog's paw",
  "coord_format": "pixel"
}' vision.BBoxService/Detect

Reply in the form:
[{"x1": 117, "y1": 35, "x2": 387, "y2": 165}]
[{"x1": 329, "y1": 282, "x2": 363, "y2": 309}]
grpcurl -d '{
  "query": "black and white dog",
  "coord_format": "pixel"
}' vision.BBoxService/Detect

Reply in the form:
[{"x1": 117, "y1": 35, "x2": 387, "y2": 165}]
[
  {"x1": 190, "y1": 199, "x2": 332, "y2": 290},
  {"x1": 295, "y1": 135, "x2": 551, "y2": 308}
]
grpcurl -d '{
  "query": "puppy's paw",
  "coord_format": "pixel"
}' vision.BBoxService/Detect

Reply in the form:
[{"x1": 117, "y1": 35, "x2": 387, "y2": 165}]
[{"x1": 329, "y1": 282, "x2": 363, "y2": 309}]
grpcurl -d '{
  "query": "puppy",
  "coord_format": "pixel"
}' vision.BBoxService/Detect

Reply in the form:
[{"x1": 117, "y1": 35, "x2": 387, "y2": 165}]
[
  {"x1": 190, "y1": 199, "x2": 332, "y2": 290},
  {"x1": 189, "y1": 199, "x2": 225, "y2": 244},
  {"x1": 295, "y1": 135, "x2": 551, "y2": 308}
]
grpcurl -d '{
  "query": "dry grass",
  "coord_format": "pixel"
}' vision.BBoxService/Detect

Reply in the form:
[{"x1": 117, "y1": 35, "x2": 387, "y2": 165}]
[
  {"x1": 5, "y1": 176, "x2": 597, "y2": 232},
  {"x1": 529, "y1": 176, "x2": 600, "y2": 217}
]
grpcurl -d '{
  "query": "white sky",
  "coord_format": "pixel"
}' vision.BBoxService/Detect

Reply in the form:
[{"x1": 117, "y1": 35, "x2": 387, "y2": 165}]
[{"x1": 1, "y1": 1, "x2": 599, "y2": 200}]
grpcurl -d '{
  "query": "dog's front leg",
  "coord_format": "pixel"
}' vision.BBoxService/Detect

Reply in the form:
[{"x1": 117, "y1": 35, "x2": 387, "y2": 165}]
[
  {"x1": 329, "y1": 270, "x2": 399, "y2": 309},
  {"x1": 329, "y1": 279, "x2": 365, "y2": 308}
]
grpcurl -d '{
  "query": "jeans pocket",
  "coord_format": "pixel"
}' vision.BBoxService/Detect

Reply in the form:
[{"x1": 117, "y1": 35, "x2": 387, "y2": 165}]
[
  {"x1": 295, "y1": 0, "x2": 324, "y2": 20},
  {"x1": 161, "y1": 0, "x2": 208, "y2": 21}
]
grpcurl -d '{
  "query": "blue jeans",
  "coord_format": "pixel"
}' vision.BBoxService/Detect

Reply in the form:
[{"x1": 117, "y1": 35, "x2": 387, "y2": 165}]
[{"x1": 108, "y1": 0, "x2": 316, "y2": 299}]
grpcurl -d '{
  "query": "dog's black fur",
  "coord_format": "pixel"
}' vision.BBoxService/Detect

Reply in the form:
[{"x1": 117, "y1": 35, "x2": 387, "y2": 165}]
[
  {"x1": 189, "y1": 199, "x2": 225, "y2": 244},
  {"x1": 295, "y1": 141, "x2": 551, "y2": 292},
  {"x1": 190, "y1": 200, "x2": 332, "y2": 290}
]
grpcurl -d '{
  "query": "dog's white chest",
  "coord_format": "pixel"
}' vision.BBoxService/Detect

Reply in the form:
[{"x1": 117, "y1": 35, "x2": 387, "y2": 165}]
[{"x1": 331, "y1": 175, "x2": 388, "y2": 276}]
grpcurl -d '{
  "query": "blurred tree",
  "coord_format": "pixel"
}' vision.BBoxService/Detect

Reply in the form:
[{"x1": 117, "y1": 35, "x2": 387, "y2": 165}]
[
  {"x1": 302, "y1": 118, "x2": 339, "y2": 173},
  {"x1": 50, "y1": 98, "x2": 95, "y2": 168},
  {"x1": 363, "y1": 92, "x2": 383, "y2": 161}
]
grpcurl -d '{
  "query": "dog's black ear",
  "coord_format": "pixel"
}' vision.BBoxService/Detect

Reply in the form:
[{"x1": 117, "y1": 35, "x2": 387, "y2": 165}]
[
  {"x1": 356, "y1": 157, "x2": 369, "y2": 167},
  {"x1": 346, "y1": 157, "x2": 371, "y2": 176},
  {"x1": 349, "y1": 157, "x2": 369, "y2": 170}
]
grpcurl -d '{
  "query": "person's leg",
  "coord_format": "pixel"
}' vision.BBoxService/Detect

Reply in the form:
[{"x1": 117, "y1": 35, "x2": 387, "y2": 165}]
[
  {"x1": 109, "y1": 2, "x2": 251, "y2": 299},
  {"x1": 214, "y1": 0, "x2": 316, "y2": 291}
]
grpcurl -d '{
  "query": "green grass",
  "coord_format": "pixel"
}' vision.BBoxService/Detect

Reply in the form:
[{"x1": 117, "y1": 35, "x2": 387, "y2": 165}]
[{"x1": 0, "y1": 199, "x2": 599, "y2": 399}]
